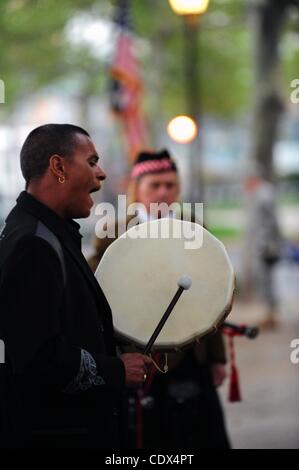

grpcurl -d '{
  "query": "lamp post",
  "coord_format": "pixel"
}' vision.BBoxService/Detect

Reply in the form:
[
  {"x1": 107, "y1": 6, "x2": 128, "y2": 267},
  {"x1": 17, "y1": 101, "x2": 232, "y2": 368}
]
[{"x1": 168, "y1": 0, "x2": 210, "y2": 204}]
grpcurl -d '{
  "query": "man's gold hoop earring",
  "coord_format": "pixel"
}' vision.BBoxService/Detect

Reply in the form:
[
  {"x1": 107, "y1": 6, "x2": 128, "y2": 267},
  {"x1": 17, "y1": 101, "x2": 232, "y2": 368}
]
[{"x1": 58, "y1": 176, "x2": 65, "y2": 184}]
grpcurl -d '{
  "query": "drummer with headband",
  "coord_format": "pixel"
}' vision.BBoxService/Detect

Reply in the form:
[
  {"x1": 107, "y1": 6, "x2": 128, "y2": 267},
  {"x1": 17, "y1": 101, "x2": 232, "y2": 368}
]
[{"x1": 89, "y1": 149, "x2": 231, "y2": 449}]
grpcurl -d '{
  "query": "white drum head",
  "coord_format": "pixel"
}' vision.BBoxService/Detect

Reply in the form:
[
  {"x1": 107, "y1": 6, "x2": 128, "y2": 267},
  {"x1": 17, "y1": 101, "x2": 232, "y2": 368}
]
[{"x1": 95, "y1": 218, "x2": 234, "y2": 351}]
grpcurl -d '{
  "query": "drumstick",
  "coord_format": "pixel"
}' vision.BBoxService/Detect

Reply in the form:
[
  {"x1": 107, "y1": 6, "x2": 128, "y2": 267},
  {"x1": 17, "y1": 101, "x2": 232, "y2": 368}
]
[{"x1": 143, "y1": 276, "x2": 192, "y2": 355}]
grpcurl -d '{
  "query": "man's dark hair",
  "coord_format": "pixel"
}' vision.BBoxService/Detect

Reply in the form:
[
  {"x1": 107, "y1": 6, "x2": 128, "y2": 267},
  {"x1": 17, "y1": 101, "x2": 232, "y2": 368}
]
[{"x1": 20, "y1": 123, "x2": 90, "y2": 185}]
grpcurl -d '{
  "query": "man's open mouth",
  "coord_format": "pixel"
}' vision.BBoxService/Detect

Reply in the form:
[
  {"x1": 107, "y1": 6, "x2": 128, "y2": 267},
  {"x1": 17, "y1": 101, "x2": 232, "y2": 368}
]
[{"x1": 89, "y1": 186, "x2": 101, "y2": 194}]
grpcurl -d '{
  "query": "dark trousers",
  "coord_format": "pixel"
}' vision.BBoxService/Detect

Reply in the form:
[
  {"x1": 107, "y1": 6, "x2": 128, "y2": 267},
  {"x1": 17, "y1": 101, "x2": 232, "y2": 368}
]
[{"x1": 133, "y1": 352, "x2": 231, "y2": 450}]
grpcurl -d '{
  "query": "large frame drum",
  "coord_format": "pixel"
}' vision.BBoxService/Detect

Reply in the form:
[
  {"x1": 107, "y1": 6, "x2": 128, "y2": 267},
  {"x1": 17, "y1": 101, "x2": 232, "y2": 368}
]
[{"x1": 95, "y1": 218, "x2": 235, "y2": 351}]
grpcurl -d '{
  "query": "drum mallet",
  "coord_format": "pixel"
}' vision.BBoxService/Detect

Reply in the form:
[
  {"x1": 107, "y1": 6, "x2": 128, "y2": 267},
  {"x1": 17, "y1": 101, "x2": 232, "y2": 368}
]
[
  {"x1": 137, "y1": 276, "x2": 192, "y2": 450},
  {"x1": 143, "y1": 276, "x2": 192, "y2": 355}
]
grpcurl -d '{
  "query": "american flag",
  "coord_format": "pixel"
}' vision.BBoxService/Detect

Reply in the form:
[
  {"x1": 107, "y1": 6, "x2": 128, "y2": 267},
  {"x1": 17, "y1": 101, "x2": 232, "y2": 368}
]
[{"x1": 109, "y1": 0, "x2": 148, "y2": 162}]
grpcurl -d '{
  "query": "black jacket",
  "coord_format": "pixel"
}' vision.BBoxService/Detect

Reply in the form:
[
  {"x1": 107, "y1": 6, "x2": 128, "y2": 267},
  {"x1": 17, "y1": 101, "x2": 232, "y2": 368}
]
[{"x1": 0, "y1": 191, "x2": 125, "y2": 448}]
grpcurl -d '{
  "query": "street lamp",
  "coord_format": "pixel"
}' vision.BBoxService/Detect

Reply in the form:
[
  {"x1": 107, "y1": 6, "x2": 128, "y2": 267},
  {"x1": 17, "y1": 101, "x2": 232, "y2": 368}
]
[
  {"x1": 168, "y1": 0, "x2": 209, "y2": 16},
  {"x1": 168, "y1": 0, "x2": 210, "y2": 203},
  {"x1": 167, "y1": 115, "x2": 198, "y2": 144}
]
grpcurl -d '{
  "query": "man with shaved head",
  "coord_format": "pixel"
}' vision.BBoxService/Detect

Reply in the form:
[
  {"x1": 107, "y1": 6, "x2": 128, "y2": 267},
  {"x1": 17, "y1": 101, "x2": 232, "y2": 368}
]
[{"x1": 0, "y1": 124, "x2": 150, "y2": 449}]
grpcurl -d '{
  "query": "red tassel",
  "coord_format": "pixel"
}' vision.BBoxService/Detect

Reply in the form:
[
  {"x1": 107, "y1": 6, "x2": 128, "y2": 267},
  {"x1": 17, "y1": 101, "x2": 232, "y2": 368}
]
[
  {"x1": 135, "y1": 388, "x2": 144, "y2": 449},
  {"x1": 229, "y1": 363, "x2": 241, "y2": 402},
  {"x1": 224, "y1": 332, "x2": 242, "y2": 402}
]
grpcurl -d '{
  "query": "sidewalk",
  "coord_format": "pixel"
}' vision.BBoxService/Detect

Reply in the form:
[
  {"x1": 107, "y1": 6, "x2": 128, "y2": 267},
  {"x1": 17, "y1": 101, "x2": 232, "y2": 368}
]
[{"x1": 219, "y1": 299, "x2": 299, "y2": 449}]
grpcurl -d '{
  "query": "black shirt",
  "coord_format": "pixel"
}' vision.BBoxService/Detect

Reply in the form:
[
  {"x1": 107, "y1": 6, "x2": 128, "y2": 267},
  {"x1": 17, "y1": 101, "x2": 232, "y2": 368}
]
[{"x1": 0, "y1": 191, "x2": 125, "y2": 448}]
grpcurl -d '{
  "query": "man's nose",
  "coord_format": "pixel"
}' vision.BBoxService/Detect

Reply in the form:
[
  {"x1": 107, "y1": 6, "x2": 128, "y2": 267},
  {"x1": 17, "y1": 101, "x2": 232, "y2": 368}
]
[
  {"x1": 96, "y1": 166, "x2": 107, "y2": 181},
  {"x1": 158, "y1": 186, "x2": 168, "y2": 198}
]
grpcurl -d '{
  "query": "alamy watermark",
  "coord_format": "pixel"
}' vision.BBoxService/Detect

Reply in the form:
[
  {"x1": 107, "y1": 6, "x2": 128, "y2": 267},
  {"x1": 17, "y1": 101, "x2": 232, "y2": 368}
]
[
  {"x1": 290, "y1": 339, "x2": 299, "y2": 365},
  {"x1": 94, "y1": 196, "x2": 204, "y2": 250},
  {"x1": 0, "y1": 79, "x2": 5, "y2": 104},
  {"x1": 0, "y1": 339, "x2": 5, "y2": 364},
  {"x1": 290, "y1": 79, "x2": 299, "y2": 104}
]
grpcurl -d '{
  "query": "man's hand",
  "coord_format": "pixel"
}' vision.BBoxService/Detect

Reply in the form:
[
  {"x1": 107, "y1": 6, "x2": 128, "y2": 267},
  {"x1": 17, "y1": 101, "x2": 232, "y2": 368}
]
[
  {"x1": 211, "y1": 363, "x2": 227, "y2": 388},
  {"x1": 120, "y1": 353, "x2": 152, "y2": 387}
]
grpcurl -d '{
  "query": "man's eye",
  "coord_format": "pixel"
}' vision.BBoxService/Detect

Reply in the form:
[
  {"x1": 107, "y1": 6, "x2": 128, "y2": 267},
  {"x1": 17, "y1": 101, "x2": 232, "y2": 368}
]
[{"x1": 89, "y1": 161, "x2": 97, "y2": 167}]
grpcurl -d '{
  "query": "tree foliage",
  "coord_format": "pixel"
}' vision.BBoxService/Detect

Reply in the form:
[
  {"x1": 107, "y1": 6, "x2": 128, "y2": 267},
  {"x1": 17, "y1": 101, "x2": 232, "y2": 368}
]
[{"x1": 0, "y1": 0, "x2": 298, "y2": 118}]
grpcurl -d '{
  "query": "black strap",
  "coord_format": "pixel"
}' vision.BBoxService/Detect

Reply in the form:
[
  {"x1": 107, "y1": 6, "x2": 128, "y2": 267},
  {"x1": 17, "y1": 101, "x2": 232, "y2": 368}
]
[{"x1": 35, "y1": 221, "x2": 67, "y2": 287}]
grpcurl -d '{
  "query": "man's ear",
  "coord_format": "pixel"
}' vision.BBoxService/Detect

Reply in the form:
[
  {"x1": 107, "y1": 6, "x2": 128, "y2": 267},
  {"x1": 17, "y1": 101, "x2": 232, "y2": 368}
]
[{"x1": 49, "y1": 154, "x2": 65, "y2": 179}]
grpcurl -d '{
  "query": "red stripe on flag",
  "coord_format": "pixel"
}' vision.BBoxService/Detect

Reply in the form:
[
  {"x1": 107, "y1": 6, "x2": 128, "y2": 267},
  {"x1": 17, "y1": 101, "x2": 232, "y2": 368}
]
[{"x1": 110, "y1": 8, "x2": 148, "y2": 162}]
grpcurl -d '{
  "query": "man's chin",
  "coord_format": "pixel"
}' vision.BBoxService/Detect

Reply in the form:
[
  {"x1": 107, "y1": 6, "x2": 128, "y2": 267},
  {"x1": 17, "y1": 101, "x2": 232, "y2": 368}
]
[
  {"x1": 73, "y1": 203, "x2": 92, "y2": 219},
  {"x1": 81, "y1": 195, "x2": 94, "y2": 218},
  {"x1": 77, "y1": 208, "x2": 91, "y2": 219}
]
